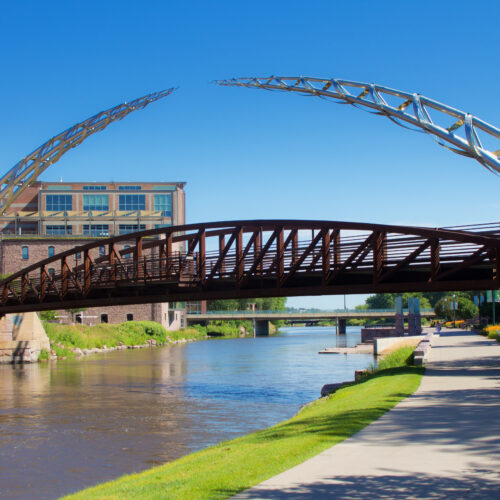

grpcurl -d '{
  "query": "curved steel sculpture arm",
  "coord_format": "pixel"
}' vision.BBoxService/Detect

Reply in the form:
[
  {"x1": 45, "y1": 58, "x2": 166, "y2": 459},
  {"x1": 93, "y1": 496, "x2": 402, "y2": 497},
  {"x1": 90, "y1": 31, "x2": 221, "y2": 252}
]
[
  {"x1": 0, "y1": 87, "x2": 176, "y2": 215},
  {"x1": 216, "y1": 76, "x2": 500, "y2": 174}
]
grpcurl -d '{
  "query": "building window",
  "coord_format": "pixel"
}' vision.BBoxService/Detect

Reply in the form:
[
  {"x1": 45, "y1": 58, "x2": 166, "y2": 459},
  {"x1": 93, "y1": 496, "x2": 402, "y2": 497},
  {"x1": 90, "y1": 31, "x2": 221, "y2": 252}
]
[
  {"x1": 119, "y1": 186, "x2": 141, "y2": 190},
  {"x1": 126, "y1": 313, "x2": 134, "y2": 321},
  {"x1": 46, "y1": 225, "x2": 72, "y2": 235},
  {"x1": 83, "y1": 186, "x2": 106, "y2": 190},
  {"x1": 154, "y1": 194, "x2": 172, "y2": 216},
  {"x1": 75, "y1": 313, "x2": 82, "y2": 324},
  {"x1": 46, "y1": 194, "x2": 72, "y2": 211},
  {"x1": 83, "y1": 224, "x2": 109, "y2": 237},
  {"x1": 48, "y1": 246, "x2": 55, "y2": 257},
  {"x1": 22, "y1": 246, "x2": 28, "y2": 259},
  {"x1": 154, "y1": 223, "x2": 171, "y2": 229},
  {"x1": 83, "y1": 194, "x2": 109, "y2": 211},
  {"x1": 48, "y1": 268, "x2": 55, "y2": 277},
  {"x1": 119, "y1": 224, "x2": 146, "y2": 235},
  {"x1": 99, "y1": 246, "x2": 105, "y2": 257},
  {"x1": 123, "y1": 245, "x2": 131, "y2": 258},
  {"x1": 118, "y1": 194, "x2": 145, "y2": 211},
  {"x1": 100, "y1": 313, "x2": 108, "y2": 323}
]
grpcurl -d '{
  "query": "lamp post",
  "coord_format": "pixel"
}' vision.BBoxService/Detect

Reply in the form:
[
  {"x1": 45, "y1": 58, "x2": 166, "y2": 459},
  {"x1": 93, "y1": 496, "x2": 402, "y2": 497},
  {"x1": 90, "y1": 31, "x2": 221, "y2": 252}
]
[{"x1": 452, "y1": 293, "x2": 456, "y2": 327}]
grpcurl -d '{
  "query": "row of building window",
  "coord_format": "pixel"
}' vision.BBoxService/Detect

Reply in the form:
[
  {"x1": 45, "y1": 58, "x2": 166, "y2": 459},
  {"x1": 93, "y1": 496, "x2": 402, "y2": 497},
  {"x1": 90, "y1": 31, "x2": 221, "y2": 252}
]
[
  {"x1": 22, "y1": 244, "x2": 128, "y2": 260},
  {"x1": 82, "y1": 186, "x2": 141, "y2": 191},
  {"x1": 43, "y1": 224, "x2": 154, "y2": 236},
  {"x1": 45, "y1": 194, "x2": 172, "y2": 214}
]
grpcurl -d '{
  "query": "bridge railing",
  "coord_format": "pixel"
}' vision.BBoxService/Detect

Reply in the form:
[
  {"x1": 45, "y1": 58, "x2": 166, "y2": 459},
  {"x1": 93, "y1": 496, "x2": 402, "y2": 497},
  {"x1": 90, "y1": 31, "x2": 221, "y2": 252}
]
[
  {"x1": 0, "y1": 219, "x2": 499, "y2": 313},
  {"x1": 186, "y1": 309, "x2": 436, "y2": 316}
]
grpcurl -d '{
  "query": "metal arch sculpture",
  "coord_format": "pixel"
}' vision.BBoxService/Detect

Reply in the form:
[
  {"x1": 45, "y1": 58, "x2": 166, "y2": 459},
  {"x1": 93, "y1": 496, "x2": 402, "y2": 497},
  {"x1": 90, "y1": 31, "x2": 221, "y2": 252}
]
[
  {"x1": 1, "y1": 219, "x2": 499, "y2": 314},
  {"x1": 0, "y1": 88, "x2": 176, "y2": 215},
  {"x1": 216, "y1": 76, "x2": 500, "y2": 174}
]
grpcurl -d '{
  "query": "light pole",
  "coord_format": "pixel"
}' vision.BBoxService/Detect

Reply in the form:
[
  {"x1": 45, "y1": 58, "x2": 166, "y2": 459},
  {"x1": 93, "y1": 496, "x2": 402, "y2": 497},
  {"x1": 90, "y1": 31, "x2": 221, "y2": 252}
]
[{"x1": 452, "y1": 293, "x2": 456, "y2": 327}]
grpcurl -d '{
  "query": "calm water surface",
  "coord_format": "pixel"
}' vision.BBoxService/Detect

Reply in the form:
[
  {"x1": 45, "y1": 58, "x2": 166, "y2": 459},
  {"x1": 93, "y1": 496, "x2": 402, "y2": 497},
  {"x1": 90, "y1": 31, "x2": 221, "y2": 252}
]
[{"x1": 0, "y1": 326, "x2": 372, "y2": 499}]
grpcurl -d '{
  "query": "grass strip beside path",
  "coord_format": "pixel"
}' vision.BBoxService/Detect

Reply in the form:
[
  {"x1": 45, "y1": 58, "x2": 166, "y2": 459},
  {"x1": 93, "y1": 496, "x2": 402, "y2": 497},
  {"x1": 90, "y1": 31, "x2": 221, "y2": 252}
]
[{"x1": 64, "y1": 354, "x2": 423, "y2": 500}]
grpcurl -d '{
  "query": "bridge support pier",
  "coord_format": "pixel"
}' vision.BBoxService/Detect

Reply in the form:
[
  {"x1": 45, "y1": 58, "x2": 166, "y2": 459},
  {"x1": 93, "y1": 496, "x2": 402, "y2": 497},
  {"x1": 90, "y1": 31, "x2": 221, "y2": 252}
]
[
  {"x1": 254, "y1": 320, "x2": 271, "y2": 336},
  {"x1": 415, "y1": 299, "x2": 422, "y2": 335},
  {"x1": 395, "y1": 297, "x2": 404, "y2": 336},
  {"x1": 0, "y1": 313, "x2": 50, "y2": 364},
  {"x1": 336, "y1": 318, "x2": 346, "y2": 335},
  {"x1": 407, "y1": 298, "x2": 422, "y2": 336}
]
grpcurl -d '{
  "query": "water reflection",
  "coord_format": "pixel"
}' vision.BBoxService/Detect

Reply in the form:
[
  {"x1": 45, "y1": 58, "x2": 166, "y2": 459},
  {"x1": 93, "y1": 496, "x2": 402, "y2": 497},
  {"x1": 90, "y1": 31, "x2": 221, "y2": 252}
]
[{"x1": 0, "y1": 326, "x2": 372, "y2": 500}]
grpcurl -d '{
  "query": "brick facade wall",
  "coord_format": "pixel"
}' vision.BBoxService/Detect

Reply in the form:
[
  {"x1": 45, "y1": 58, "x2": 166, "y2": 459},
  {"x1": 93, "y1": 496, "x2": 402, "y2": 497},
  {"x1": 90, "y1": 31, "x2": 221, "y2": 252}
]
[
  {"x1": 0, "y1": 238, "x2": 185, "y2": 330},
  {"x1": 0, "y1": 238, "x2": 140, "y2": 275}
]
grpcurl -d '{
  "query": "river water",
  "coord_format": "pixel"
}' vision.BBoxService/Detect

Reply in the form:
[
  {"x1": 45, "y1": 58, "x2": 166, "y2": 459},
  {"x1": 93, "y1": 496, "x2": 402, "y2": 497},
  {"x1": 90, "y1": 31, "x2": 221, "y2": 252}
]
[{"x1": 0, "y1": 326, "x2": 372, "y2": 499}]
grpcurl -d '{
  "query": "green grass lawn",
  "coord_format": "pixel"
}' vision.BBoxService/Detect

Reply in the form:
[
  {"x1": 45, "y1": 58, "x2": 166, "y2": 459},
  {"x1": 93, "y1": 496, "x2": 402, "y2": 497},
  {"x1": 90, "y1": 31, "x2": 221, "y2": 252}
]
[{"x1": 62, "y1": 349, "x2": 423, "y2": 500}]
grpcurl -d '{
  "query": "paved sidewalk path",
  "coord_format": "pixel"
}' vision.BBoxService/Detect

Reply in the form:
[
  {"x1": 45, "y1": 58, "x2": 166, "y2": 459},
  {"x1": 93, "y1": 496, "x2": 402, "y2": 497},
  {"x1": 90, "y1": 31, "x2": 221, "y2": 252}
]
[{"x1": 234, "y1": 330, "x2": 500, "y2": 499}]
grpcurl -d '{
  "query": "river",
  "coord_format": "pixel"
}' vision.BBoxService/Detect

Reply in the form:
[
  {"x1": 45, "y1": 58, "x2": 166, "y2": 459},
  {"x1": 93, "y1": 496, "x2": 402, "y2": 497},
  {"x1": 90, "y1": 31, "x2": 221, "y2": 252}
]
[{"x1": 0, "y1": 326, "x2": 373, "y2": 499}]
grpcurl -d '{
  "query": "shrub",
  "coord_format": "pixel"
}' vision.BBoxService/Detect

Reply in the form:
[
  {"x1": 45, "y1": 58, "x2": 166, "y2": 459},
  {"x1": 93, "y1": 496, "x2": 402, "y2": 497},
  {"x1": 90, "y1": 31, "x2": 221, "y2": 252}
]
[
  {"x1": 38, "y1": 348, "x2": 49, "y2": 361},
  {"x1": 52, "y1": 344, "x2": 75, "y2": 359},
  {"x1": 42, "y1": 320, "x2": 168, "y2": 351},
  {"x1": 482, "y1": 324, "x2": 500, "y2": 340}
]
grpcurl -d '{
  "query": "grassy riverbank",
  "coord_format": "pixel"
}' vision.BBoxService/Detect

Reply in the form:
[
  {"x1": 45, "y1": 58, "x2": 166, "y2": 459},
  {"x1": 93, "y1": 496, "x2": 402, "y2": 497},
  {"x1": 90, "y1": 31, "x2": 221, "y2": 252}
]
[
  {"x1": 41, "y1": 320, "x2": 254, "y2": 359},
  {"x1": 64, "y1": 348, "x2": 423, "y2": 500}
]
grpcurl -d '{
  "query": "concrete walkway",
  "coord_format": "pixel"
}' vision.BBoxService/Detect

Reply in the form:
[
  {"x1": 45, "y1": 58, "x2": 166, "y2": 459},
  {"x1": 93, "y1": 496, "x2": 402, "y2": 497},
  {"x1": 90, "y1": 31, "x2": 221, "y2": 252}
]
[{"x1": 234, "y1": 330, "x2": 500, "y2": 499}]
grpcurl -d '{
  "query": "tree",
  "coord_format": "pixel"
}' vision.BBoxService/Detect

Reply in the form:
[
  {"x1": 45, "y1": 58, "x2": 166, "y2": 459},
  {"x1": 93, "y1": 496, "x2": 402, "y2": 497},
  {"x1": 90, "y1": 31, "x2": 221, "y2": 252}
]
[
  {"x1": 434, "y1": 296, "x2": 478, "y2": 321},
  {"x1": 207, "y1": 297, "x2": 287, "y2": 312},
  {"x1": 207, "y1": 297, "x2": 286, "y2": 311},
  {"x1": 365, "y1": 294, "x2": 394, "y2": 309},
  {"x1": 365, "y1": 293, "x2": 433, "y2": 310},
  {"x1": 39, "y1": 310, "x2": 57, "y2": 321}
]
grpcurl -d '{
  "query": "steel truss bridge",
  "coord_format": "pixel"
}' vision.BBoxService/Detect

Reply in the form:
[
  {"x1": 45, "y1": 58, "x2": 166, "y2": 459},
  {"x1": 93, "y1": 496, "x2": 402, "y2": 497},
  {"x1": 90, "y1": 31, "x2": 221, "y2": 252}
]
[{"x1": 0, "y1": 220, "x2": 499, "y2": 314}]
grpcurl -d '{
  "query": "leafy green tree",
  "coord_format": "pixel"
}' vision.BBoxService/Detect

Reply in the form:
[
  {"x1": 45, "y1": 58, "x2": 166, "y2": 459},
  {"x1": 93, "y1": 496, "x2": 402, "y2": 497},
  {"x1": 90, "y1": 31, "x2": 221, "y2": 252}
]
[
  {"x1": 355, "y1": 303, "x2": 369, "y2": 311},
  {"x1": 365, "y1": 294, "x2": 394, "y2": 309},
  {"x1": 365, "y1": 293, "x2": 432, "y2": 310},
  {"x1": 434, "y1": 296, "x2": 478, "y2": 321},
  {"x1": 207, "y1": 297, "x2": 287, "y2": 312},
  {"x1": 39, "y1": 310, "x2": 57, "y2": 321}
]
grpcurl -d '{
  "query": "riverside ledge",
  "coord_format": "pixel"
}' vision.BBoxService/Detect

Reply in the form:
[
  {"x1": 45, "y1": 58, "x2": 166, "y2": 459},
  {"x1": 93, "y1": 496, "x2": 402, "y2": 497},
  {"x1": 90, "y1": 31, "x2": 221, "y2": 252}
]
[{"x1": 234, "y1": 329, "x2": 500, "y2": 499}]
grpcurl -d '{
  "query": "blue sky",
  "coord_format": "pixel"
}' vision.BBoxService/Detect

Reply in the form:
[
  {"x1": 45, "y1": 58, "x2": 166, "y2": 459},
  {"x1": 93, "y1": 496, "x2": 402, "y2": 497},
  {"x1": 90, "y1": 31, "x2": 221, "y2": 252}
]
[{"x1": 1, "y1": 0, "x2": 499, "y2": 309}]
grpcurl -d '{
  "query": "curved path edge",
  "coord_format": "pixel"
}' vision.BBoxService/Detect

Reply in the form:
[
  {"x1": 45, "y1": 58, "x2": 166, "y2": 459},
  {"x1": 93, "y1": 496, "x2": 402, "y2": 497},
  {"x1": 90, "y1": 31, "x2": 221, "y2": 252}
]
[{"x1": 233, "y1": 329, "x2": 500, "y2": 499}]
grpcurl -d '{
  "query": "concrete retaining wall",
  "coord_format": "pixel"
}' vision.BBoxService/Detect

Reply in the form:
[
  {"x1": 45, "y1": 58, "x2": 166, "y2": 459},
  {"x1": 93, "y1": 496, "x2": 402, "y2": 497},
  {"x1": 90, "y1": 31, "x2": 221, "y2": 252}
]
[
  {"x1": 374, "y1": 335, "x2": 424, "y2": 355},
  {"x1": 0, "y1": 313, "x2": 50, "y2": 363}
]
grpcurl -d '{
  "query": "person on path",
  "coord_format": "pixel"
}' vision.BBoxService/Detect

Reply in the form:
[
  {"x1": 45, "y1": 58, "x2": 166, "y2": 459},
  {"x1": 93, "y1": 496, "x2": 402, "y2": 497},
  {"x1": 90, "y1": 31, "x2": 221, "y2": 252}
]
[{"x1": 436, "y1": 321, "x2": 441, "y2": 334}]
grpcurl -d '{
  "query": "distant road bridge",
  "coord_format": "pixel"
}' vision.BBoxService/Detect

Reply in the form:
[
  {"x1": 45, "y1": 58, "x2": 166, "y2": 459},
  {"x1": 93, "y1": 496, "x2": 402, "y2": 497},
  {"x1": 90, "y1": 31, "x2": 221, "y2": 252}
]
[
  {"x1": 186, "y1": 309, "x2": 436, "y2": 322},
  {"x1": 0, "y1": 220, "x2": 498, "y2": 315},
  {"x1": 186, "y1": 309, "x2": 436, "y2": 334}
]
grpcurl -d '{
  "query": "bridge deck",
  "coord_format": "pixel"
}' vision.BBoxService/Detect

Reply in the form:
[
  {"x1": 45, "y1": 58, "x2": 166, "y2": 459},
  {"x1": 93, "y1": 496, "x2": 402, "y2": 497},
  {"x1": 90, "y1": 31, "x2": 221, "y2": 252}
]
[{"x1": 186, "y1": 310, "x2": 435, "y2": 321}]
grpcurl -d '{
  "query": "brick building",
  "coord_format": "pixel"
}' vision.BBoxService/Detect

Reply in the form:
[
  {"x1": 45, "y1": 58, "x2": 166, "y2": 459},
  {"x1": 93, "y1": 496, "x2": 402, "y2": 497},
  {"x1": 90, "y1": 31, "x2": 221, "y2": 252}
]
[{"x1": 0, "y1": 181, "x2": 187, "y2": 329}]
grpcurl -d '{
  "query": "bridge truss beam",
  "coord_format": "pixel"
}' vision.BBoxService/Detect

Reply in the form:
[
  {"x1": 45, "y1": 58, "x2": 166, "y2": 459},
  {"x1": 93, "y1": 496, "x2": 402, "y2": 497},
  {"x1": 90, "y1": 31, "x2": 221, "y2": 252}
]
[
  {"x1": 0, "y1": 88, "x2": 176, "y2": 215},
  {"x1": 216, "y1": 76, "x2": 500, "y2": 174},
  {"x1": 0, "y1": 220, "x2": 499, "y2": 314}
]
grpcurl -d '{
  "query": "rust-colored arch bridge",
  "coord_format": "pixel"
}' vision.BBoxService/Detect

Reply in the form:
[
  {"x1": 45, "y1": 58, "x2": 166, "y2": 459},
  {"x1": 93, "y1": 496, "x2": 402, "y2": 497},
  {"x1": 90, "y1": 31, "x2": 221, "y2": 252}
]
[{"x1": 0, "y1": 220, "x2": 499, "y2": 314}]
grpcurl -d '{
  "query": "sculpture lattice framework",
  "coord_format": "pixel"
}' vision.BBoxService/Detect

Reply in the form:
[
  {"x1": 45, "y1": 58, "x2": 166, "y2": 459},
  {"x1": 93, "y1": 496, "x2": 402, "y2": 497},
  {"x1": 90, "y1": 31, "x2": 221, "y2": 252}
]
[
  {"x1": 0, "y1": 88, "x2": 176, "y2": 215},
  {"x1": 216, "y1": 76, "x2": 500, "y2": 174}
]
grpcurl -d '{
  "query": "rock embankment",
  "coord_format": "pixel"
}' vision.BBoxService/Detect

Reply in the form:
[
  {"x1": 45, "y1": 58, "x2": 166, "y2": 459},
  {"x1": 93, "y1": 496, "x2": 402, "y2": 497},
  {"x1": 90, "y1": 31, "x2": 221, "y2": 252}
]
[
  {"x1": 48, "y1": 338, "x2": 161, "y2": 360},
  {"x1": 47, "y1": 335, "x2": 212, "y2": 360}
]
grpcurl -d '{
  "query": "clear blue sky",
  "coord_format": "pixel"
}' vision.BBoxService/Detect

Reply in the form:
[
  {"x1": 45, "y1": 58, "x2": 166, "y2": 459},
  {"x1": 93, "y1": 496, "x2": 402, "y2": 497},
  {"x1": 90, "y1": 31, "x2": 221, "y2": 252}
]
[{"x1": 1, "y1": 0, "x2": 499, "y2": 309}]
